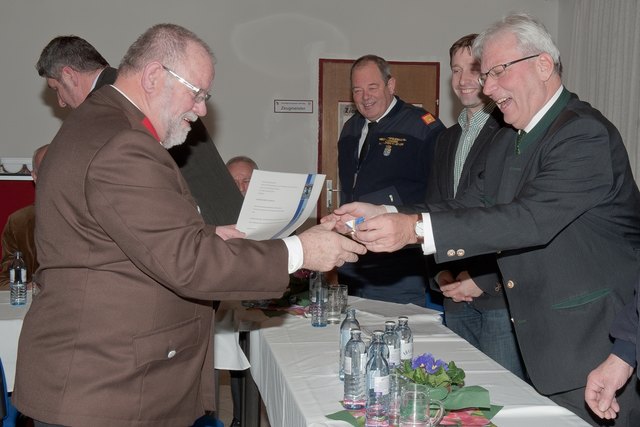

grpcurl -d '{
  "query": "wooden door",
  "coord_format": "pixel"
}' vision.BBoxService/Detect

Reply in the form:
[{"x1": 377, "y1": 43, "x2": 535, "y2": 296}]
[{"x1": 317, "y1": 59, "x2": 440, "y2": 218}]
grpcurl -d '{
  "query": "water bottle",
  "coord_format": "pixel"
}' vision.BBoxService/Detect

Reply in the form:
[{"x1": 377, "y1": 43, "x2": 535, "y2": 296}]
[
  {"x1": 367, "y1": 329, "x2": 389, "y2": 363},
  {"x1": 9, "y1": 251, "x2": 28, "y2": 306},
  {"x1": 396, "y1": 316, "x2": 413, "y2": 363},
  {"x1": 383, "y1": 320, "x2": 401, "y2": 370},
  {"x1": 339, "y1": 308, "x2": 360, "y2": 380},
  {"x1": 309, "y1": 271, "x2": 328, "y2": 327},
  {"x1": 366, "y1": 331, "x2": 390, "y2": 426},
  {"x1": 343, "y1": 329, "x2": 367, "y2": 410}
]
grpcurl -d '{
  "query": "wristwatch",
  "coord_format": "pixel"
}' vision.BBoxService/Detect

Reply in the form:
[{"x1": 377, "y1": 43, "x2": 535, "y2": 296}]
[{"x1": 414, "y1": 216, "x2": 424, "y2": 243}]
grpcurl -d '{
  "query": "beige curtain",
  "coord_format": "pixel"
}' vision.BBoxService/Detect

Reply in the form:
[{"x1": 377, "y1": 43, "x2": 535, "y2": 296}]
[{"x1": 564, "y1": 0, "x2": 640, "y2": 179}]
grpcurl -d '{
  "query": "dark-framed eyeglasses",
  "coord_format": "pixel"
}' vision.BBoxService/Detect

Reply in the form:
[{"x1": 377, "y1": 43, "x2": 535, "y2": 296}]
[
  {"x1": 478, "y1": 54, "x2": 540, "y2": 87},
  {"x1": 162, "y1": 65, "x2": 211, "y2": 103}
]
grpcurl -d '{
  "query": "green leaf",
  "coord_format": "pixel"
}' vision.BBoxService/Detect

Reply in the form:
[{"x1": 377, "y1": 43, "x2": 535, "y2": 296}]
[
  {"x1": 442, "y1": 385, "x2": 491, "y2": 410},
  {"x1": 326, "y1": 410, "x2": 364, "y2": 427}
]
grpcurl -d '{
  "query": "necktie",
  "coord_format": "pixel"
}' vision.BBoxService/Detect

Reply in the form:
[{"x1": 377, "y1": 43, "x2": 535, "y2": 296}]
[
  {"x1": 359, "y1": 121, "x2": 377, "y2": 166},
  {"x1": 515, "y1": 130, "x2": 527, "y2": 155}
]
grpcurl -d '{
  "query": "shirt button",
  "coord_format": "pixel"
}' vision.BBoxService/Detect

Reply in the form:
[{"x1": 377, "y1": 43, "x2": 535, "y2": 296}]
[
  {"x1": 167, "y1": 350, "x2": 177, "y2": 359},
  {"x1": 495, "y1": 282, "x2": 502, "y2": 292},
  {"x1": 456, "y1": 249, "x2": 465, "y2": 257},
  {"x1": 506, "y1": 280, "x2": 515, "y2": 289},
  {"x1": 446, "y1": 249, "x2": 456, "y2": 257}
]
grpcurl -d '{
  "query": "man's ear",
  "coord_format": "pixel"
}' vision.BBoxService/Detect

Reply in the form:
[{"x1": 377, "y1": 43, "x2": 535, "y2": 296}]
[
  {"x1": 387, "y1": 76, "x2": 397, "y2": 95},
  {"x1": 141, "y1": 62, "x2": 165, "y2": 95},
  {"x1": 537, "y1": 53, "x2": 556, "y2": 81},
  {"x1": 60, "y1": 66, "x2": 79, "y2": 87}
]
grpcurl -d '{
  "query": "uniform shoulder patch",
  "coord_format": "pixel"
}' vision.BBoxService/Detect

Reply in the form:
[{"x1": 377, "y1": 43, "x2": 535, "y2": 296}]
[{"x1": 421, "y1": 113, "x2": 436, "y2": 126}]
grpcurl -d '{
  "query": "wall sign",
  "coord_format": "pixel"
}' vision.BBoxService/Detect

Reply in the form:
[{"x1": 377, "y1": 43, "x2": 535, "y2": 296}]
[{"x1": 274, "y1": 100, "x2": 313, "y2": 113}]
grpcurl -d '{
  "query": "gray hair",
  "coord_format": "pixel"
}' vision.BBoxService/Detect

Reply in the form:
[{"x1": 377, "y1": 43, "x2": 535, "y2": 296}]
[
  {"x1": 350, "y1": 54, "x2": 392, "y2": 85},
  {"x1": 119, "y1": 23, "x2": 215, "y2": 75},
  {"x1": 472, "y1": 13, "x2": 562, "y2": 76},
  {"x1": 36, "y1": 36, "x2": 109, "y2": 79},
  {"x1": 226, "y1": 156, "x2": 258, "y2": 170}
]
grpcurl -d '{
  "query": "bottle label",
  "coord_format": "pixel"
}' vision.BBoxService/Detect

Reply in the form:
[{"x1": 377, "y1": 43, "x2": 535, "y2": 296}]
[
  {"x1": 360, "y1": 353, "x2": 367, "y2": 369},
  {"x1": 388, "y1": 347, "x2": 401, "y2": 366},
  {"x1": 20, "y1": 267, "x2": 27, "y2": 283},
  {"x1": 373, "y1": 375, "x2": 390, "y2": 394},
  {"x1": 344, "y1": 356, "x2": 352, "y2": 375},
  {"x1": 401, "y1": 342, "x2": 413, "y2": 360},
  {"x1": 9, "y1": 270, "x2": 14, "y2": 283}
]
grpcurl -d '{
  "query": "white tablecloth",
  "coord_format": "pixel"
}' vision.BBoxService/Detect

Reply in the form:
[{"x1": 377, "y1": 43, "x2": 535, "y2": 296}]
[
  {"x1": 0, "y1": 291, "x2": 30, "y2": 391},
  {"x1": 249, "y1": 297, "x2": 589, "y2": 427}
]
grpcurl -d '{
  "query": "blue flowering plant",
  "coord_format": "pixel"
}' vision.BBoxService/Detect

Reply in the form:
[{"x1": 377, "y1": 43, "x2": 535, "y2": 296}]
[{"x1": 397, "y1": 352, "x2": 466, "y2": 390}]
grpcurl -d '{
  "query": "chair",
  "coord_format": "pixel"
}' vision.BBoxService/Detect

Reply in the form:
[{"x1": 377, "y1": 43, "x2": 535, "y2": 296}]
[{"x1": 1, "y1": 358, "x2": 19, "y2": 427}]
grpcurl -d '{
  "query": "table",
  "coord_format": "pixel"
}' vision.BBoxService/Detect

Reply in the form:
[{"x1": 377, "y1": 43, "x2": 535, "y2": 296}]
[
  {"x1": 0, "y1": 291, "x2": 29, "y2": 392},
  {"x1": 248, "y1": 297, "x2": 590, "y2": 427}
]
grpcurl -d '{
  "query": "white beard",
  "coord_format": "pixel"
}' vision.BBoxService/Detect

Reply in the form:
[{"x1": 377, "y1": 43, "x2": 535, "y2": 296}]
[{"x1": 161, "y1": 112, "x2": 197, "y2": 149}]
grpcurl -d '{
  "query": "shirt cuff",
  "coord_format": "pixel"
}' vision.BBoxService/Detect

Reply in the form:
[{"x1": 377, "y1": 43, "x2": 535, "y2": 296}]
[
  {"x1": 422, "y1": 213, "x2": 436, "y2": 255},
  {"x1": 283, "y1": 236, "x2": 304, "y2": 273},
  {"x1": 385, "y1": 207, "x2": 435, "y2": 254},
  {"x1": 611, "y1": 338, "x2": 637, "y2": 368}
]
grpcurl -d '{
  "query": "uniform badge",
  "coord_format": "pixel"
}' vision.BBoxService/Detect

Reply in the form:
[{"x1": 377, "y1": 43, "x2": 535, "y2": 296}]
[
  {"x1": 379, "y1": 136, "x2": 406, "y2": 157},
  {"x1": 421, "y1": 113, "x2": 436, "y2": 126}
]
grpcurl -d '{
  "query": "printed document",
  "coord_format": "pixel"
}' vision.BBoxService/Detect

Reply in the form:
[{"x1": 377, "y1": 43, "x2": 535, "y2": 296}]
[{"x1": 236, "y1": 170, "x2": 325, "y2": 240}]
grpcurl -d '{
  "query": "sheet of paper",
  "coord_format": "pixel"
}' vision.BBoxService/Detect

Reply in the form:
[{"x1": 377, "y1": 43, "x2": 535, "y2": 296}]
[{"x1": 236, "y1": 170, "x2": 325, "y2": 240}]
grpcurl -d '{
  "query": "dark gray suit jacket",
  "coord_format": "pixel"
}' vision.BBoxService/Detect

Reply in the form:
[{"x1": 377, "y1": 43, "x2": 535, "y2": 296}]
[
  {"x1": 423, "y1": 107, "x2": 507, "y2": 312},
  {"x1": 427, "y1": 90, "x2": 640, "y2": 394},
  {"x1": 93, "y1": 67, "x2": 243, "y2": 226}
]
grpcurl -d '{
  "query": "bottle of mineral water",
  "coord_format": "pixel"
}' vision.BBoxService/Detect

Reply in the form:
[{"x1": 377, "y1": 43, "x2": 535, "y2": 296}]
[
  {"x1": 396, "y1": 316, "x2": 413, "y2": 363},
  {"x1": 339, "y1": 308, "x2": 360, "y2": 380},
  {"x1": 365, "y1": 331, "x2": 390, "y2": 426},
  {"x1": 343, "y1": 329, "x2": 367, "y2": 410},
  {"x1": 367, "y1": 329, "x2": 389, "y2": 363},
  {"x1": 383, "y1": 320, "x2": 401, "y2": 370},
  {"x1": 9, "y1": 251, "x2": 27, "y2": 306}
]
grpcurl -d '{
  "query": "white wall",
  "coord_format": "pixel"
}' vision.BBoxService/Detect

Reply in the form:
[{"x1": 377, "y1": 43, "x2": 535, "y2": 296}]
[{"x1": 0, "y1": 0, "x2": 560, "y2": 173}]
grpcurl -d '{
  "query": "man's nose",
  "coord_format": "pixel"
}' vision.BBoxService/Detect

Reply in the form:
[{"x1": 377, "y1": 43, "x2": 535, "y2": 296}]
[
  {"x1": 193, "y1": 101, "x2": 207, "y2": 117},
  {"x1": 482, "y1": 77, "x2": 496, "y2": 96}
]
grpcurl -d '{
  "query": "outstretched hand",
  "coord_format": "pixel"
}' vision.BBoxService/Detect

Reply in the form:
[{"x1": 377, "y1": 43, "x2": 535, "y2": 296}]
[
  {"x1": 321, "y1": 202, "x2": 387, "y2": 234},
  {"x1": 353, "y1": 213, "x2": 418, "y2": 252},
  {"x1": 298, "y1": 219, "x2": 367, "y2": 271}
]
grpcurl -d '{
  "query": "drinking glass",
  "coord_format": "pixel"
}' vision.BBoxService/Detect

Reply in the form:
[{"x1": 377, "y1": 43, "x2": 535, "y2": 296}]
[
  {"x1": 327, "y1": 284, "x2": 346, "y2": 324},
  {"x1": 399, "y1": 383, "x2": 445, "y2": 427}
]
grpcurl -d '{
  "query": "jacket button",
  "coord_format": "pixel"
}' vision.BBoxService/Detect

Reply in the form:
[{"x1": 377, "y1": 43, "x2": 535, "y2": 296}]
[
  {"x1": 167, "y1": 350, "x2": 177, "y2": 359},
  {"x1": 447, "y1": 249, "x2": 456, "y2": 257},
  {"x1": 456, "y1": 249, "x2": 465, "y2": 257},
  {"x1": 506, "y1": 280, "x2": 515, "y2": 289}
]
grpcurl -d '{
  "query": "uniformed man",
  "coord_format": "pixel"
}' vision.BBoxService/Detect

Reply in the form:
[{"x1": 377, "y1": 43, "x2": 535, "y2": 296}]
[{"x1": 337, "y1": 54, "x2": 445, "y2": 305}]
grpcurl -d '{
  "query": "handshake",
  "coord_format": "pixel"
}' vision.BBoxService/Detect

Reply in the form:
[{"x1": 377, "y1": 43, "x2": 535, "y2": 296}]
[{"x1": 298, "y1": 202, "x2": 421, "y2": 272}]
